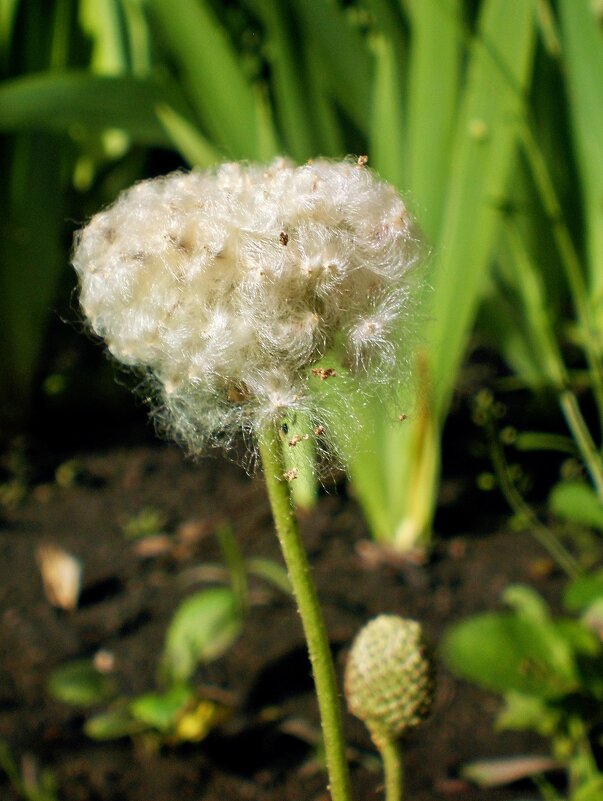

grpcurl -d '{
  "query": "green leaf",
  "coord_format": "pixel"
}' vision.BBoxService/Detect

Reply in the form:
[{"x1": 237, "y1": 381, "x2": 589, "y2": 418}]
[
  {"x1": 80, "y1": 0, "x2": 130, "y2": 75},
  {"x1": 405, "y1": 0, "x2": 461, "y2": 237},
  {"x1": 571, "y1": 777, "x2": 603, "y2": 801},
  {"x1": 344, "y1": 0, "x2": 536, "y2": 551},
  {"x1": 558, "y1": 0, "x2": 603, "y2": 307},
  {"x1": 502, "y1": 585, "x2": 581, "y2": 683},
  {"x1": 258, "y1": 0, "x2": 317, "y2": 161},
  {"x1": 303, "y1": 45, "x2": 344, "y2": 157},
  {"x1": 251, "y1": 84, "x2": 282, "y2": 162},
  {"x1": 246, "y1": 557, "x2": 291, "y2": 595},
  {"x1": 155, "y1": 102, "x2": 223, "y2": 168},
  {"x1": 291, "y1": 0, "x2": 372, "y2": 133},
  {"x1": 502, "y1": 584, "x2": 551, "y2": 622},
  {"x1": 216, "y1": 524, "x2": 247, "y2": 613},
  {"x1": 555, "y1": 618, "x2": 600, "y2": 660},
  {"x1": 496, "y1": 691, "x2": 561, "y2": 736},
  {"x1": 429, "y1": 0, "x2": 536, "y2": 417},
  {"x1": 0, "y1": 1, "x2": 21, "y2": 72},
  {"x1": 479, "y1": 212, "x2": 567, "y2": 391},
  {"x1": 441, "y1": 609, "x2": 579, "y2": 698},
  {"x1": 130, "y1": 685, "x2": 192, "y2": 732},
  {"x1": 514, "y1": 432, "x2": 577, "y2": 455},
  {"x1": 48, "y1": 660, "x2": 116, "y2": 707},
  {"x1": 550, "y1": 481, "x2": 603, "y2": 531},
  {"x1": 160, "y1": 588, "x2": 243, "y2": 685},
  {"x1": 84, "y1": 705, "x2": 146, "y2": 740},
  {"x1": 0, "y1": 131, "x2": 67, "y2": 420},
  {"x1": 0, "y1": 71, "x2": 185, "y2": 144},
  {"x1": 146, "y1": 0, "x2": 262, "y2": 158},
  {"x1": 564, "y1": 570, "x2": 603, "y2": 613},
  {"x1": 368, "y1": 32, "x2": 406, "y2": 189}
]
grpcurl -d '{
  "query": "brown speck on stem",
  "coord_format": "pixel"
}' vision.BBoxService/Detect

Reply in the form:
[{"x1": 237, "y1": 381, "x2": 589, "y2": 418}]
[
  {"x1": 311, "y1": 367, "x2": 337, "y2": 381},
  {"x1": 288, "y1": 433, "x2": 309, "y2": 447},
  {"x1": 283, "y1": 468, "x2": 298, "y2": 481},
  {"x1": 398, "y1": 413, "x2": 407, "y2": 422},
  {"x1": 279, "y1": 231, "x2": 289, "y2": 246},
  {"x1": 314, "y1": 425, "x2": 325, "y2": 437},
  {"x1": 357, "y1": 155, "x2": 368, "y2": 167}
]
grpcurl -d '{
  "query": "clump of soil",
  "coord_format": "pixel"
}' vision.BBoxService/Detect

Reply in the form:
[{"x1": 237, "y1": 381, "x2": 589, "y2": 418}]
[{"x1": 0, "y1": 438, "x2": 556, "y2": 801}]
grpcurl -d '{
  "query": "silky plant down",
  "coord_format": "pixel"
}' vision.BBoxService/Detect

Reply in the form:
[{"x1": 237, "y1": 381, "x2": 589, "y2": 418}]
[
  {"x1": 73, "y1": 157, "x2": 422, "y2": 456},
  {"x1": 73, "y1": 156, "x2": 424, "y2": 801}
]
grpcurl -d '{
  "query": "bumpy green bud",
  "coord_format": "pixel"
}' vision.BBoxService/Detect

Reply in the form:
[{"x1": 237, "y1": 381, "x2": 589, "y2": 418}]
[{"x1": 345, "y1": 615, "x2": 435, "y2": 743}]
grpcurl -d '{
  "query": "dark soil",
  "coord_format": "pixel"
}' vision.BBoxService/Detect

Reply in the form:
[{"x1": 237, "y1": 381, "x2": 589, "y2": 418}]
[{"x1": 0, "y1": 427, "x2": 559, "y2": 801}]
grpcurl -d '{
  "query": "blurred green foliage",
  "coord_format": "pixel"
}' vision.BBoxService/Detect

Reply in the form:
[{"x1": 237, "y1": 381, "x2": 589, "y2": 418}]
[
  {"x1": 443, "y1": 581, "x2": 603, "y2": 799},
  {"x1": 2, "y1": 0, "x2": 603, "y2": 553},
  {"x1": 0, "y1": 740, "x2": 59, "y2": 801}
]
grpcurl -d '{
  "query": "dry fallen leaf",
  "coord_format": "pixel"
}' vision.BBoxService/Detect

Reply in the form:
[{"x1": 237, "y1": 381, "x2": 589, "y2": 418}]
[{"x1": 36, "y1": 543, "x2": 82, "y2": 611}]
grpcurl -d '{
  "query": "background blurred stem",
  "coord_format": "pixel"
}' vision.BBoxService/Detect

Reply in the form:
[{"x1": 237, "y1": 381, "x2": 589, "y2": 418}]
[
  {"x1": 484, "y1": 414, "x2": 580, "y2": 578},
  {"x1": 503, "y1": 217, "x2": 603, "y2": 500},
  {"x1": 559, "y1": 391, "x2": 603, "y2": 502},
  {"x1": 280, "y1": 410, "x2": 318, "y2": 511},
  {"x1": 519, "y1": 122, "x2": 603, "y2": 435}
]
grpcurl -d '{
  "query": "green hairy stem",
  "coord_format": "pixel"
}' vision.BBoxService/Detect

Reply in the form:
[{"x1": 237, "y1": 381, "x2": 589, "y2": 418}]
[{"x1": 258, "y1": 422, "x2": 353, "y2": 801}]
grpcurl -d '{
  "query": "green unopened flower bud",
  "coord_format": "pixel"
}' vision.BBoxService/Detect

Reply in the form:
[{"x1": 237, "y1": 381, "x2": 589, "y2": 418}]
[{"x1": 345, "y1": 615, "x2": 435, "y2": 744}]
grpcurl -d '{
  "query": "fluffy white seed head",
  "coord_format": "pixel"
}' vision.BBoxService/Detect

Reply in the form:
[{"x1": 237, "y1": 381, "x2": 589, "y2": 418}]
[{"x1": 73, "y1": 157, "x2": 423, "y2": 456}]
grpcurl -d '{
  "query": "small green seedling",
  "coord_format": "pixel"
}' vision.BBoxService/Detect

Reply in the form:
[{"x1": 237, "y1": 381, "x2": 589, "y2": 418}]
[
  {"x1": 49, "y1": 587, "x2": 241, "y2": 748},
  {"x1": 120, "y1": 507, "x2": 169, "y2": 540},
  {"x1": 48, "y1": 528, "x2": 289, "y2": 749}
]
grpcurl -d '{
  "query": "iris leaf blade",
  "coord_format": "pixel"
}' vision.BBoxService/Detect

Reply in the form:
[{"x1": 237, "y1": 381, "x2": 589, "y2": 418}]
[{"x1": 0, "y1": 71, "x2": 188, "y2": 145}]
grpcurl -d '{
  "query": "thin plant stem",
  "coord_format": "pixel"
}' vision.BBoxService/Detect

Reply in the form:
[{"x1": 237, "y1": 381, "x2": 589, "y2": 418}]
[
  {"x1": 376, "y1": 735, "x2": 404, "y2": 801},
  {"x1": 532, "y1": 774, "x2": 565, "y2": 801},
  {"x1": 258, "y1": 422, "x2": 353, "y2": 801},
  {"x1": 485, "y1": 417, "x2": 581, "y2": 578},
  {"x1": 503, "y1": 216, "x2": 603, "y2": 499},
  {"x1": 559, "y1": 390, "x2": 603, "y2": 501},
  {"x1": 519, "y1": 121, "x2": 603, "y2": 435}
]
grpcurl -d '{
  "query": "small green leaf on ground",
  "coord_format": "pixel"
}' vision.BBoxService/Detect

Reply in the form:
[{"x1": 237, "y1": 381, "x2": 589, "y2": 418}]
[
  {"x1": 47, "y1": 660, "x2": 115, "y2": 707},
  {"x1": 550, "y1": 481, "x2": 603, "y2": 531},
  {"x1": 160, "y1": 587, "x2": 243, "y2": 684}
]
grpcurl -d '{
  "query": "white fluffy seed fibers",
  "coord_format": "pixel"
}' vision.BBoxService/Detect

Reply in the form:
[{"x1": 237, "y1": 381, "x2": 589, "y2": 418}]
[{"x1": 73, "y1": 157, "x2": 422, "y2": 454}]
